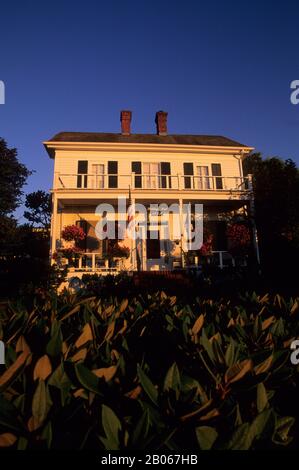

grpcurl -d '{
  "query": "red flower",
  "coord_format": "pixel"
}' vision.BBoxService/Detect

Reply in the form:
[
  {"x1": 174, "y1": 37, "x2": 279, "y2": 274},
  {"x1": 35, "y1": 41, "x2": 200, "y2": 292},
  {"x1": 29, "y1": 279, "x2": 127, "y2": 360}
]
[
  {"x1": 227, "y1": 223, "x2": 251, "y2": 255},
  {"x1": 61, "y1": 225, "x2": 86, "y2": 242}
]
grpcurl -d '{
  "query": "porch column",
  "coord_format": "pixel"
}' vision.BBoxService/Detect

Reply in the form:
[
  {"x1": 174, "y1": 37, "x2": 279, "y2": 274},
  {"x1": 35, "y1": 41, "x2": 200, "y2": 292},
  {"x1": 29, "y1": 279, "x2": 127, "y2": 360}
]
[
  {"x1": 50, "y1": 193, "x2": 58, "y2": 262},
  {"x1": 248, "y1": 174, "x2": 261, "y2": 266},
  {"x1": 179, "y1": 198, "x2": 185, "y2": 268},
  {"x1": 130, "y1": 197, "x2": 136, "y2": 270}
]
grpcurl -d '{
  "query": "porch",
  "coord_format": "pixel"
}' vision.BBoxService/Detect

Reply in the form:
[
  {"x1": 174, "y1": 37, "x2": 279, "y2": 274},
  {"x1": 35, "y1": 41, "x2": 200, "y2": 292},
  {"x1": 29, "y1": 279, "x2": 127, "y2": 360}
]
[{"x1": 63, "y1": 249, "x2": 239, "y2": 279}]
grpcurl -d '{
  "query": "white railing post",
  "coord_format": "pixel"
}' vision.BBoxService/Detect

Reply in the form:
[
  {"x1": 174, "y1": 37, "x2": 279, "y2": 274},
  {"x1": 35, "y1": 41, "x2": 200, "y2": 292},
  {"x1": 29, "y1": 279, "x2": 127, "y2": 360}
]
[
  {"x1": 50, "y1": 194, "x2": 58, "y2": 258},
  {"x1": 247, "y1": 174, "x2": 253, "y2": 191}
]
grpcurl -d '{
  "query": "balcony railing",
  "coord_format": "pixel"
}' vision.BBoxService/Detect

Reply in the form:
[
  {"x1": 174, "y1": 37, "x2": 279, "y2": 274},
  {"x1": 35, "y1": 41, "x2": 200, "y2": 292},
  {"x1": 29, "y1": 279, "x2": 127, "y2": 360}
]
[{"x1": 55, "y1": 173, "x2": 251, "y2": 192}]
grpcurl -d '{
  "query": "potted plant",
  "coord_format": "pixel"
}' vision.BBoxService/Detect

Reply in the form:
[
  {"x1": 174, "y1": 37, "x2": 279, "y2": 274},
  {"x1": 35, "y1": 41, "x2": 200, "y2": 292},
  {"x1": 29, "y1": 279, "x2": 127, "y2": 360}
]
[
  {"x1": 53, "y1": 246, "x2": 82, "y2": 270},
  {"x1": 57, "y1": 224, "x2": 87, "y2": 270},
  {"x1": 103, "y1": 241, "x2": 130, "y2": 268}
]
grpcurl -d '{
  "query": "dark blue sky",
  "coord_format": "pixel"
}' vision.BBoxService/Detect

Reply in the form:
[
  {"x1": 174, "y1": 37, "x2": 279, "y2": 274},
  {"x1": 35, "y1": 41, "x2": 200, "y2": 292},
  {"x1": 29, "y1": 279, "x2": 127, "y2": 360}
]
[{"x1": 1, "y1": 0, "x2": 299, "y2": 217}]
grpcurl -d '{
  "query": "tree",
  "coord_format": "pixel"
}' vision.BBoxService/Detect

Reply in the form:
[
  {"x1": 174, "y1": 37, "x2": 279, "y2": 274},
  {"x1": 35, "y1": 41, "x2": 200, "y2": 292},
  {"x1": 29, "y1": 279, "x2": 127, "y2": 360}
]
[
  {"x1": 243, "y1": 153, "x2": 299, "y2": 285},
  {"x1": 24, "y1": 190, "x2": 52, "y2": 228},
  {"x1": 0, "y1": 138, "x2": 31, "y2": 254},
  {"x1": 0, "y1": 138, "x2": 31, "y2": 217}
]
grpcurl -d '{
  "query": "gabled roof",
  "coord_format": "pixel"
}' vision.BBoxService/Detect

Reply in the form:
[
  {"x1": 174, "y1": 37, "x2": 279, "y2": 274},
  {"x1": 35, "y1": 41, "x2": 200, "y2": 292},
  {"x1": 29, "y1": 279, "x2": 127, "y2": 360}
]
[{"x1": 48, "y1": 132, "x2": 249, "y2": 148}]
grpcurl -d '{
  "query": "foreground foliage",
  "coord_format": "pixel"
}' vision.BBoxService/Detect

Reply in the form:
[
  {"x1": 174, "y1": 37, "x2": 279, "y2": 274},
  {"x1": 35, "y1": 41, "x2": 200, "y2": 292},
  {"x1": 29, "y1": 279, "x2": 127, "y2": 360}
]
[{"x1": 0, "y1": 291, "x2": 298, "y2": 450}]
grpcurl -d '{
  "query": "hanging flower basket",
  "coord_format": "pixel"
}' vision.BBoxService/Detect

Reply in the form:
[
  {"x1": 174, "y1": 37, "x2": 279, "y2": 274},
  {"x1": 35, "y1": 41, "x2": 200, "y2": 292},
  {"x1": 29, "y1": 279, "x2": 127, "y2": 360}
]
[{"x1": 61, "y1": 224, "x2": 86, "y2": 243}]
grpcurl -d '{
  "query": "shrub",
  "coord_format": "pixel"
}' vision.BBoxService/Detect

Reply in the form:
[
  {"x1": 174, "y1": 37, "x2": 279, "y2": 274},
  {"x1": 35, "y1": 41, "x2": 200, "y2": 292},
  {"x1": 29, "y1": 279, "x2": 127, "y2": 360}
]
[{"x1": 0, "y1": 291, "x2": 298, "y2": 450}]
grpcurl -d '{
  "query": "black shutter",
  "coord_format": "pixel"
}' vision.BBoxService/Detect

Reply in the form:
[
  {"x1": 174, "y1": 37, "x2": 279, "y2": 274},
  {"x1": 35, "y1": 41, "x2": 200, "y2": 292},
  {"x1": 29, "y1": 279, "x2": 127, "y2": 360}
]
[
  {"x1": 132, "y1": 161, "x2": 142, "y2": 188},
  {"x1": 77, "y1": 161, "x2": 88, "y2": 188},
  {"x1": 76, "y1": 220, "x2": 87, "y2": 251},
  {"x1": 183, "y1": 163, "x2": 194, "y2": 189},
  {"x1": 211, "y1": 163, "x2": 223, "y2": 189},
  {"x1": 108, "y1": 161, "x2": 118, "y2": 188},
  {"x1": 161, "y1": 162, "x2": 171, "y2": 189}
]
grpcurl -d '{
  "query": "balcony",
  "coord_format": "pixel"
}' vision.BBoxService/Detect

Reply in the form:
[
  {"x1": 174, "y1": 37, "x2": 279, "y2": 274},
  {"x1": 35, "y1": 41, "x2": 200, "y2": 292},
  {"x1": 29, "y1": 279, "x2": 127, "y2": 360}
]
[{"x1": 54, "y1": 173, "x2": 252, "y2": 192}]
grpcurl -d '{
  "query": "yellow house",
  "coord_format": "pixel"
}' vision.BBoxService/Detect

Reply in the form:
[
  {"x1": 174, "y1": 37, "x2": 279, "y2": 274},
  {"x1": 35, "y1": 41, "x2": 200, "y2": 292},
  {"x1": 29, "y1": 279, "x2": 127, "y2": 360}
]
[{"x1": 44, "y1": 110, "x2": 257, "y2": 276}]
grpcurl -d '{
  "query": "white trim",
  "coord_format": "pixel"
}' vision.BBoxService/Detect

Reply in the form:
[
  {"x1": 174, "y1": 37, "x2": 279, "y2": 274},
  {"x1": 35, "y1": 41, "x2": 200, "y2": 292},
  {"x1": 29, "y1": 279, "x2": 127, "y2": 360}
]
[{"x1": 44, "y1": 140, "x2": 254, "y2": 158}]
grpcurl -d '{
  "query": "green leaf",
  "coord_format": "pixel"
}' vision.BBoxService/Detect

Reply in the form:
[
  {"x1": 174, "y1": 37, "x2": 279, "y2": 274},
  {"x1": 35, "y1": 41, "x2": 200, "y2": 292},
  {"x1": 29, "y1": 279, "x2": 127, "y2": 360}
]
[
  {"x1": 41, "y1": 421, "x2": 53, "y2": 449},
  {"x1": 137, "y1": 365, "x2": 158, "y2": 406},
  {"x1": 200, "y1": 328, "x2": 215, "y2": 363},
  {"x1": 0, "y1": 396, "x2": 25, "y2": 433},
  {"x1": 227, "y1": 423, "x2": 253, "y2": 450},
  {"x1": 32, "y1": 380, "x2": 52, "y2": 427},
  {"x1": 0, "y1": 351, "x2": 31, "y2": 393},
  {"x1": 273, "y1": 416, "x2": 295, "y2": 445},
  {"x1": 196, "y1": 426, "x2": 218, "y2": 450},
  {"x1": 163, "y1": 362, "x2": 181, "y2": 396},
  {"x1": 75, "y1": 363, "x2": 101, "y2": 395},
  {"x1": 100, "y1": 405, "x2": 121, "y2": 450},
  {"x1": 46, "y1": 320, "x2": 63, "y2": 357},
  {"x1": 253, "y1": 316, "x2": 262, "y2": 341},
  {"x1": 211, "y1": 337, "x2": 225, "y2": 365},
  {"x1": 270, "y1": 317, "x2": 285, "y2": 337},
  {"x1": 131, "y1": 409, "x2": 151, "y2": 448},
  {"x1": 48, "y1": 364, "x2": 71, "y2": 390},
  {"x1": 225, "y1": 359, "x2": 253, "y2": 384},
  {"x1": 225, "y1": 340, "x2": 235, "y2": 367},
  {"x1": 249, "y1": 409, "x2": 275, "y2": 443},
  {"x1": 17, "y1": 437, "x2": 28, "y2": 450},
  {"x1": 13, "y1": 394, "x2": 25, "y2": 414},
  {"x1": 257, "y1": 383, "x2": 268, "y2": 413}
]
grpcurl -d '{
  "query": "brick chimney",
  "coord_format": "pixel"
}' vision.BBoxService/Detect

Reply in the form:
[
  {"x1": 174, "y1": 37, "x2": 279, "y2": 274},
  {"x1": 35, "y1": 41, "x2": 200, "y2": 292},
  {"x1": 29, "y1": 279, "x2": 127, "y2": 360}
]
[
  {"x1": 120, "y1": 110, "x2": 132, "y2": 135},
  {"x1": 155, "y1": 110, "x2": 168, "y2": 136}
]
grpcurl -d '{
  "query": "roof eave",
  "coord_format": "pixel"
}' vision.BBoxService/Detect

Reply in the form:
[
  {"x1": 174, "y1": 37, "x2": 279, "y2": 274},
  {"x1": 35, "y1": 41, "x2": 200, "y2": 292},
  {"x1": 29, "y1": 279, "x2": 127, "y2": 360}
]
[{"x1": 43, "y1": 140, "x2": 254, "y2": 158}]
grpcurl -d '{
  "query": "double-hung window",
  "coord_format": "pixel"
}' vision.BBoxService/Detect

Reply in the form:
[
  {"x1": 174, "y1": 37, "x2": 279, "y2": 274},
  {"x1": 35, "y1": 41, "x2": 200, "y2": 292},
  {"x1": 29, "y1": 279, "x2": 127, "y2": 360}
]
[
  {"x1": 196, "y1": 165, "x2": 210, "y2": 190},
  {"x1": 143, "y1": 162, "x2": 161, "y2": 189},
  {"x1": 91, "y1": 164, "x2": 104, "y2": 189}
]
